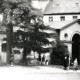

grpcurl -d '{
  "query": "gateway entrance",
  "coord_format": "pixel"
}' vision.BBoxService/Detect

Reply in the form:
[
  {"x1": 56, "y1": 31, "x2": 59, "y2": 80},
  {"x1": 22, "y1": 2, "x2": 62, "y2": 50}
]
[{"x1": 72, "y1": 34, "x2": 80, "y2": 64}]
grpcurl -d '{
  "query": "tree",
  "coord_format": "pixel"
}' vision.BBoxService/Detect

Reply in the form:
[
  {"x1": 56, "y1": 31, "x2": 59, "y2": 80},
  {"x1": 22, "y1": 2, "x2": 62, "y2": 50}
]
[
  {"x1": 13, "y1": 16, "x2": 54, "y2": 64},
  {"x1": 1, "y1": 0, "x2": 55, "y2": 64},
  {"x1": 50, "y1": 40, "x2": 68, "y2": 65}
]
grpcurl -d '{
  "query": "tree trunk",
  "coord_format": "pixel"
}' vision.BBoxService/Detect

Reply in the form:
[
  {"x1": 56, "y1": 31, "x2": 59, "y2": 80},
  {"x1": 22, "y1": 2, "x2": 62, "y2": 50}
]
[
  {"x1": 6, "y1": 23, "x2": 13, "y2": 65},
  {"x1": 22, "y1": 47, "x2": 31, "y2": 65}
]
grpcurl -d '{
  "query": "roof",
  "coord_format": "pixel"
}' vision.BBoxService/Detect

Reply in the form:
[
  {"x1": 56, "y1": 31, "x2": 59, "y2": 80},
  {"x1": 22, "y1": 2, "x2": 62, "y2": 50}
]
[
  {"x1": 45, "y1": 20, "x2": 74, "y2": 29},
  {"x1": 45, "y1": 19, "x2": 80, "y2": 30},
  {"x1": 61, "y1": 19, "x2": 79, "y2": 31},
  {"x1": 44, "y1": 0, "x2": 80, "y2": 14}
]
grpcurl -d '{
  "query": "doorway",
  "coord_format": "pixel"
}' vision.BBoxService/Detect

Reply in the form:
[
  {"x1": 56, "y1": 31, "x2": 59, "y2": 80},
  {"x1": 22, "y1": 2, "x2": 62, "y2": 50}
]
[{"x1": 72, "y1": 34, "x2": 80, "y2": 64}]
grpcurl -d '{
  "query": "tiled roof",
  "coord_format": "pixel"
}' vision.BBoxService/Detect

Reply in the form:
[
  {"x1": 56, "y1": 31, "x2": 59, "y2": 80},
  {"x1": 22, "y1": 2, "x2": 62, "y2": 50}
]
[
  {"x1": 45, "y1": 20, "x2": 74, "y2": 29},
  {"x1": 61, "y1": 19, "x2": 79, "y2": 31},
  {"x1": 44, "y1": 0, "x2": 80, "y2": 14},
  {"x1": 45, "y1": 19, "x2": 80, "y2": 31}
]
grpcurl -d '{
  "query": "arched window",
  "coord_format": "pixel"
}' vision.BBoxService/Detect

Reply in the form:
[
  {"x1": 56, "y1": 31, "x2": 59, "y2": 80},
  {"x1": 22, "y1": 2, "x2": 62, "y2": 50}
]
[{"x1": 64, "y1": 33, "x2": 68, "y2": 38}]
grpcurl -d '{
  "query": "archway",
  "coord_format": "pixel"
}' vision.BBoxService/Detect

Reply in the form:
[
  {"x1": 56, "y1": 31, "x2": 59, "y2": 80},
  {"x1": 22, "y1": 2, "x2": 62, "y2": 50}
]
[{"x1": 72, "y1": 34, "x2": 80, "y2": 64}]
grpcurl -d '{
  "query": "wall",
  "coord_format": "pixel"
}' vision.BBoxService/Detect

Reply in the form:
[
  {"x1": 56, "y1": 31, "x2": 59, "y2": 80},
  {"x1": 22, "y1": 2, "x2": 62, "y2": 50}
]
[
  {"x1": 0, "y1": 14, "x2": 3, "y2": 21},
  {"x1": 43, "y1": 14, "x2": 80, "y2": 23},
  {"x1": 60, "y1": 22, "x2": 80, "y2": 56}
]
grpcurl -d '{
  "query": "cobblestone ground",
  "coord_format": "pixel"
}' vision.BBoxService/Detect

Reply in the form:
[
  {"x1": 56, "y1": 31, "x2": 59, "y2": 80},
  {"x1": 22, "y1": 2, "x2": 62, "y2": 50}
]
[{"x1": 0, "y1": 65, "x2": 80, "y2": 80}]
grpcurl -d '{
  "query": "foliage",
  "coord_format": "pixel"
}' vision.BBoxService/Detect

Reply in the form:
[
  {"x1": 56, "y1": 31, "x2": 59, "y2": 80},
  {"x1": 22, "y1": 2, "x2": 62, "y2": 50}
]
[
  {"x1": 0, "y1": 0, "x2": 55, "y2": 64},
  {"x1": 50, "y1": 41, "x2": 68, "y2": 65}
]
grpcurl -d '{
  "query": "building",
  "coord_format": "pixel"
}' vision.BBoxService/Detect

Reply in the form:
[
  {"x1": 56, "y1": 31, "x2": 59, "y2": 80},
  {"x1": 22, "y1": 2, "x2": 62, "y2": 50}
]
[
  {"x1": 43, "y1": 0, "x2": 80, "y2": 63},
  {"x1": 0, "y1": 13, "x2": 7, "y2": 64},
  {"x1": 1, "y1": 0, "x2": 80, "y2": 64}
]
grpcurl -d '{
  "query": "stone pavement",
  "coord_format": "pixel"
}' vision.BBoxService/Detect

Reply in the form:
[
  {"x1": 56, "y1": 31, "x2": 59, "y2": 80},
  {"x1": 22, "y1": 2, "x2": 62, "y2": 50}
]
[
  {"x1": 0, "y1": 65, "x2": 80, "y2": 73},
  {"x1": 0, "y1": 65, "x2": 80, "y2": 80}
]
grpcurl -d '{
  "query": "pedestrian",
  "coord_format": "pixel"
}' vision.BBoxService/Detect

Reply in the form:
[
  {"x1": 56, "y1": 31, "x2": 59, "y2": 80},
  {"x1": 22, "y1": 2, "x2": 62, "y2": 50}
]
[
  {"x1": 66, "y1": 53, "x2": 70, "y2": 70},
  {"x1": 63, "y1": 56, "x2": 69, "y2": 70},
  {"x1": 73, "y1": 58, "x2": 78, "y2": 71},
  {"x1": 10, "y1": 53, "x2": 14, "y2": 66},
  {"x1": 38, "y1": 54, "x2": 41, "y2": 65},
  {"x1": 42, "y1": 55, "x2": 45, "y2": 65},
  {"x1": 45, "y1": 60, "x2": 49, "y2": 66}
]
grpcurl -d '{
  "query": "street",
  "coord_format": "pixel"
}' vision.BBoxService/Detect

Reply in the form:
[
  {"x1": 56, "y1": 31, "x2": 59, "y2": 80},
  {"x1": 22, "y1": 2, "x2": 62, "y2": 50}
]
[{"x1": 0, "y1": 65, "x2": 80, "y2": 80}]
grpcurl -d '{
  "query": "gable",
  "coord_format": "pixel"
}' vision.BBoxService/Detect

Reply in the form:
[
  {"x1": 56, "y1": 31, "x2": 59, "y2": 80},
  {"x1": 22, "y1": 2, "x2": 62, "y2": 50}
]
[
  {"x1": 60, "y1": 19, "x2": 80, "y2": 41},
  {"x1": 61, "y1": 22, "x2": 80, "y2": 32},
  {"x1": 61, "y1": 19, "x2": 80, "y2": 31},
  {"x1": 45, "y1": 20, "x2": 74, "y2": 29}
]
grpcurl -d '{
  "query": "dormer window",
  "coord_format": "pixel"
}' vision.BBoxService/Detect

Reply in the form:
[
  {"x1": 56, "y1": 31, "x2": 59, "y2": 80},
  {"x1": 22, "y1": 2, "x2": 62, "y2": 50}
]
[
  {"x1": 73, "y1": 16, "x2": 77, "y2": 20},
  {"x1": 49, "y1": 17, "x2": 53, "y2": 22},
  {"x1": 76, "y1": 2, "x2": 79, "y2": 6},
  {"x1": 60, "y1": 16, "x2": 65, "y2": 21},
  {"x1": 56, "y1": 3, "x2": 59, "y2": 5}
]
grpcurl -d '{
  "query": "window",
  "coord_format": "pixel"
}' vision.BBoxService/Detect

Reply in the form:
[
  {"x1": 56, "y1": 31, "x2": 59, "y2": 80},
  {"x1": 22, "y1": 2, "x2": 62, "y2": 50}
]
[
  {"x1": 60, "y1": 16, "x2": 65, "y2": 21},
  {"x1": 49, "y1": 17, "x2": 53, "y2": 22},
  {"x1": 56, "y1": 29, "x2": 60, "y2": 36},
  {"x1": 73, "y1": 16, "x2": 77, "y2": 20},
  {"x1": 64, "y1": 33, "x2": 68, "y2": 38},
  {"x1": 2, "y1": 43, "x2": 7, "y2": 52}
]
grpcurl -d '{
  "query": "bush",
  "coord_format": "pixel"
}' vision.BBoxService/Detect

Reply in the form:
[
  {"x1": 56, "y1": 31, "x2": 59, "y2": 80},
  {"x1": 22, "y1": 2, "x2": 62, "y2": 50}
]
[{"x1": 50, "y1": 42, "x2": 68, "y2": 65}]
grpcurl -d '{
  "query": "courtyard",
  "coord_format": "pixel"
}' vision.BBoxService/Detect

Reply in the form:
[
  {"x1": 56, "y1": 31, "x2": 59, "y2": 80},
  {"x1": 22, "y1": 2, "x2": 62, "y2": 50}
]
[{"x1": 0, "y1": 65, "x2": 80, "y2": 80}]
